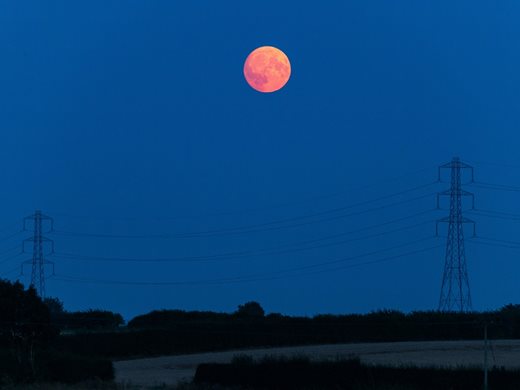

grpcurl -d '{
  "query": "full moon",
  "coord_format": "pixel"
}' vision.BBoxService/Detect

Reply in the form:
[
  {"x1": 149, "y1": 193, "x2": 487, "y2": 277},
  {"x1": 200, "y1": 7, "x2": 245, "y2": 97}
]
[{"x1": 243, "y1": 46, "x2": 291, "y2": 93}]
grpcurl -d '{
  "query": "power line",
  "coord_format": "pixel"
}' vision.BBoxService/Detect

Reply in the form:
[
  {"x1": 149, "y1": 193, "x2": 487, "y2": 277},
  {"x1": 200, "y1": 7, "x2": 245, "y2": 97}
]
[
  {"x1": 8, "y1": 157, "x2": 520, "y2": 311},
  {"x1": 468, "y1": 181, "x2": 520, "y2": 193},
  {"x1": 0, "y1": 251, "x2": 23, "y2": 267},
  {"x1": 53, "y1": 243, "x2": 441, "y2": 286},
  {"x1": 0, "y1": 245, "x2": 22, "y2": 259},
  {"x1": 0, "y1": 230, "x2": 23, "y2": 244},
  {"x1": 53, "y1": 218, "x2": 435, "y2": 264},
  {"x1": 471, "y1": 208, "x2": 520, "y2": 219},
  {"x1": 0, "y1": 265, "x2": 21, "y2": 277},
  {"x1": 466, "y1": 160, "x2": 520, "y2": 170},
  {"x1": 259, "y1": 236, "x2": 438, "y2": 278},
  {"x1": 467, "y1": 240, "x2": 520, "y2": 251},
  {"x1": 279, "y1": 244, "x2": 443, "y2": 283},
  {"x1": 51, "y1": 190, "x2": 438, "y2": 239},
  {"x1": 477, "y1": 236, "x2": 520, "y2": 247},
  {"x1": 52, "y1": 236, "x2": 438, "y2": 286},
  {"x1": 466, "y1": 210, "x2": 520, "y2": 222},
  {"x1": 0, "y1": 221, "x2": 24, "y2": 234},
  {"x1": 467, "y1": 237, "x2": 520, "y2": 250}
]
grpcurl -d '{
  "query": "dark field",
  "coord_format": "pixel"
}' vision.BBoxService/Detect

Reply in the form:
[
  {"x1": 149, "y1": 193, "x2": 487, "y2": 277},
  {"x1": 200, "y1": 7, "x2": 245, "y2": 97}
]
[{"x1": 114, "y1": 340, "x2": 520, "y2": 387}]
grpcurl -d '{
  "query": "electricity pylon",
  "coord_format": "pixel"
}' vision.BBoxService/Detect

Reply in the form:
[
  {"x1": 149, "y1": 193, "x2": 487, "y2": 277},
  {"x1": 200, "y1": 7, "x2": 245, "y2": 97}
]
[
  {"x1": 436, "y1": 157, "x2": 475, "y2": 312},
  {"x1": 22, "y1": 210, "x2": 55, "y2": 298}
]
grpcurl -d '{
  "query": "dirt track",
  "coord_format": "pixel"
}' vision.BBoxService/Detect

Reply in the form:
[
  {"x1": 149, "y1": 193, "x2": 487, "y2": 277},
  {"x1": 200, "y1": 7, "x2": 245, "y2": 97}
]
[{"x1": 114, "y1": 339, "x2": 520, "y2": 387}]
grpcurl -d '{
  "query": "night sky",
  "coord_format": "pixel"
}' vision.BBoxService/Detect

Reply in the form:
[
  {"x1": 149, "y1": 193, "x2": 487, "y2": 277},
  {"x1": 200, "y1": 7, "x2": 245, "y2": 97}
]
[{"x1": 1, "y1": 2, "x2": 520, "y2": 320}]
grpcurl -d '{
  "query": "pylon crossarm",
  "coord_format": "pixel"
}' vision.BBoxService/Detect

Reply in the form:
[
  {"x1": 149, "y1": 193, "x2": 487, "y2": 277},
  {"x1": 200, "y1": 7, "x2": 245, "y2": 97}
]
[
  {"x1": 23, "y1": 236, "x2": 53, "y2": 243},
  {"x1": 435, "y1": 220, "x2": 442, "y2": 236},
  {"x1": 459, "y1": 191, "x2": 475, "y2": 210},
  {"x1": 439, "y1": 162, "x2": 454, "y2": 169}
]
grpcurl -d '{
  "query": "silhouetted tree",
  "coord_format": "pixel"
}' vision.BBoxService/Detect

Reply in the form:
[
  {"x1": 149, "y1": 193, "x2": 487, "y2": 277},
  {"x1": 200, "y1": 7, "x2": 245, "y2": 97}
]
[
  {"x1": 498, "y1": 304, "x2": 520, "y2": 338},
  {"x1": 128, "y1": 309, "x2": 229, "y2": 328},
  {"x1": 0, "y1": 280, "x2": 57, "y2": 377},
  {"x1": 500, "y1": 303, "x2": 520, "y2": 315},
  {"x1": 43, "y1": 297, "x2": 65, "y2": 324},
  {"x1": 235, "y1": 301, "x2": 265, "y2": 318},
  {"x1": 60, "y1": 309, "x2": 124, "y2": 330}
]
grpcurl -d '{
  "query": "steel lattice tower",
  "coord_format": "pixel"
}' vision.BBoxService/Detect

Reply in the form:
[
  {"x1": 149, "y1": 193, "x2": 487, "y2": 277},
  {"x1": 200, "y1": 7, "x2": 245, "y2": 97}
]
[
  {"x1": 22, "y1": 210, "x2": 54, "y2": 298},
  {"x1": 436, "y1": 157, "x2": 475, "y2": 312}
]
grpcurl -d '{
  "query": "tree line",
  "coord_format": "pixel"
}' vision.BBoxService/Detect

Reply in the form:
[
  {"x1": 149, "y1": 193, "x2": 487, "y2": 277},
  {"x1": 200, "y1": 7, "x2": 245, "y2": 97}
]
[
  {"x1": 1, "y1": 278, "x2": 520, "y2": 383},
  {"x1": 0, "y1": 280, "x2": 114, "y2": 384}
]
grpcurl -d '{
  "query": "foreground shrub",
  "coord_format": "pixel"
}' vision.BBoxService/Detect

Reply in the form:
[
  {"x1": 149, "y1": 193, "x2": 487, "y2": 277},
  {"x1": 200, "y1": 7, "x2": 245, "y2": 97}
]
[
  {"x1": 194, "y1": 356, "x2": 520, "y2": 390},
  {"x1": 39, "y1": 351, "x2": 114, "y2": 383},
  {"x1": 0, "y1": 349, "x2": 113, "y2": 384}
]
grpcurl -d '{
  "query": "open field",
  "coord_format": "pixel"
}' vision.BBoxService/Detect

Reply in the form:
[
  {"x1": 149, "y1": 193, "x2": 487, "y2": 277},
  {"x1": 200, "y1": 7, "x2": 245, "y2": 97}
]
[{"x1": 114, "y1": 339, "x2": 520, "y2": 387}]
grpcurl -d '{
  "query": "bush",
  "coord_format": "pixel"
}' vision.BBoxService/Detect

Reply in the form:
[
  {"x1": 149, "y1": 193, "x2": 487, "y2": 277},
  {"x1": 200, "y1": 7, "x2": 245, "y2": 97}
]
[
  {"x1": 39, "y1": 351, "x2": 114, "y2": 383},
  {"x1": 0, "y1": 348, "x2": 113, "y2": 384},
  {"x1": 194, "y1": 357, "x2": 520, "y2": 390},
  {"x1": 235, "y1": 302, "x2": 265, "y2": 318},
  {"x1": 0, "y1": 348, "x2": 23, "y2": 383}
]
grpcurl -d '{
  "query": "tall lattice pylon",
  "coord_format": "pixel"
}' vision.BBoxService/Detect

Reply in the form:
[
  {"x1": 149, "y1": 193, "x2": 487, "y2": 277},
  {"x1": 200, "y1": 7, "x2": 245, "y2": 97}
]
[
  {"x1": 22, "y1": 210, "x2": 54, "y2": 298},
  {"x1": 436, "y1": 157, "x2": 475, "y2": 312}
]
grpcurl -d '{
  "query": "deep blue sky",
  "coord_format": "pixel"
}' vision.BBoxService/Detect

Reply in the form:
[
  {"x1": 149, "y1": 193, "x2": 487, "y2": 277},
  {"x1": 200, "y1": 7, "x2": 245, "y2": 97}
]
[{"x1": 1, "y1": 1, "x2": 520, "y2": 320}]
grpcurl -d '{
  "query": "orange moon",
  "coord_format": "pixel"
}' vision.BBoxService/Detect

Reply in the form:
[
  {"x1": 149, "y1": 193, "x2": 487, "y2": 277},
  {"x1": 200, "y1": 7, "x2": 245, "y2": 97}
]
[{"x1": 243, "y1": 46, "x2": 291, "y2": 93}]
